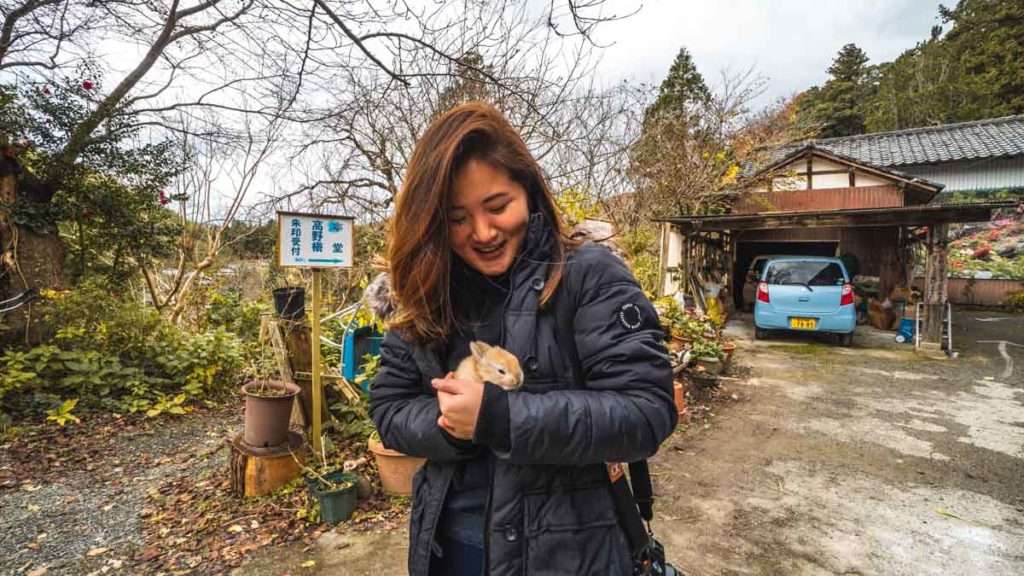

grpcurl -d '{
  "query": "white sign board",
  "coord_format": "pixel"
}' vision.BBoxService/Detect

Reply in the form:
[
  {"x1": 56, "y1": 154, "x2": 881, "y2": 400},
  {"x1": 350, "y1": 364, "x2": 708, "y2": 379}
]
[{"x1": 276, "y1": 211, "x2": 354, "y2": 268}]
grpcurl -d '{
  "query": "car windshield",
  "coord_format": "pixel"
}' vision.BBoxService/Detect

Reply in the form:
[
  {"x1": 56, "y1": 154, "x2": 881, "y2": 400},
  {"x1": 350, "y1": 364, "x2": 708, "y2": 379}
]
[
  {"x1": 751, "y1": 259, "x2": 769, "y2": 274},
  {"x1": 765, "y1": 261, "x2": 845, "y2": 286}
]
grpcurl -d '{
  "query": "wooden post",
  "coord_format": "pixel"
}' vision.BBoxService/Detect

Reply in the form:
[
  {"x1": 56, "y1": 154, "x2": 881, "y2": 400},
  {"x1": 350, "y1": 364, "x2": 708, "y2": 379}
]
[
  {"x1": 310, "y1": 269, "x2": 323, "y2": 455},
  {"x1": 922, "y1": 223, "x2": 949, "y2": 344}
]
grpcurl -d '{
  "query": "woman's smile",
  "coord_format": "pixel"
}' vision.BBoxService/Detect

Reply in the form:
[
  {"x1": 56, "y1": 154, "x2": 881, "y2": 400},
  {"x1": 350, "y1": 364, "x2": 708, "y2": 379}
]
[{"x1": 448, "y1": 158, "x2": 529, "y2": 276}]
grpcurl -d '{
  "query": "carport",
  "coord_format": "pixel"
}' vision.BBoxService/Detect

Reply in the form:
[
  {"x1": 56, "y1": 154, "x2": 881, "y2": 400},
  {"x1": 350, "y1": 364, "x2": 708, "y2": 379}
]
[{"x1": 656, "y1": 201, "x2": 1018, "y2": 345}]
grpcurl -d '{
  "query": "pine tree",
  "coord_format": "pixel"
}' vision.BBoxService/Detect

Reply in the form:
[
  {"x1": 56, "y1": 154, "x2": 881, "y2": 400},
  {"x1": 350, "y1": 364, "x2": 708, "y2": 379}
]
[
  {"x1": 646, "y1": 47, "x2": 711, "y2": 121},
  {"x1": 797, "y1": 43, "x2": 877, "y2": 138},
  {"x1": 862, "y1": 0, "x2": 1023, "y2": 132}
]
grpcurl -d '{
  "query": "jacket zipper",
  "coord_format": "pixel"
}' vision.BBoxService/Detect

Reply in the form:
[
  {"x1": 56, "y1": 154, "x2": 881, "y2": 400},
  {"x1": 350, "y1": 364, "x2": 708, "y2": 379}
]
[{"x1": 483, "y1": 254, "x2": 520, "y2": 573}]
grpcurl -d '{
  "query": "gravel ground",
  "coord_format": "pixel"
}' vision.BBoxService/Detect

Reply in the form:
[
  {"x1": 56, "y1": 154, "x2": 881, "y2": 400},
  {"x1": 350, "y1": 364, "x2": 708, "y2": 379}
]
[{"x1": 0, "y1": 407, "x2": 240, "y2": 575}]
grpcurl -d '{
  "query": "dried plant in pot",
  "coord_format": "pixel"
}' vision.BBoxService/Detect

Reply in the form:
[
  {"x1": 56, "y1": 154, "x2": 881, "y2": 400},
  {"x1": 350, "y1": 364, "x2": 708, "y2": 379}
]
[{"x1": 242, "y1": 345, "x2": 299, "y2": 448}]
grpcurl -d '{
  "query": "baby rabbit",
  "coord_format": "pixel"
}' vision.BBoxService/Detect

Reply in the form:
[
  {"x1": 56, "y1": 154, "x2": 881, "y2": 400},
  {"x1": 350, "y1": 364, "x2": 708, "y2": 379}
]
[{"x1": 454, "y1": 341, "x2": 523, "y2": 391}]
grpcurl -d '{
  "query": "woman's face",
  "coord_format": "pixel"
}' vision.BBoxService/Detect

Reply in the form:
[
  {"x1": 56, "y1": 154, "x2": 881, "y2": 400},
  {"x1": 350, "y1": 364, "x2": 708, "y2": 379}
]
[{"x1": 448, "y1": 158, "x2": 530, "y2": 277}]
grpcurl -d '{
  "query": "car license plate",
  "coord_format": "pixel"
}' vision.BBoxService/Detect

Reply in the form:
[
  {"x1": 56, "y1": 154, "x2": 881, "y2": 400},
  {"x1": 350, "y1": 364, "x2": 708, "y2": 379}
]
[{"x1": 790, "y1": 317, "x2": 816, "y2": 330}]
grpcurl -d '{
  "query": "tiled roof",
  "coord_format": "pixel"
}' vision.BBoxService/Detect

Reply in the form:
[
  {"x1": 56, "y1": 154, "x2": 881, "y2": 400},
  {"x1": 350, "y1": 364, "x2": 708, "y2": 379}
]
[{"x1": 782, "y1": 115, "x2": 1024, "y2": 167}]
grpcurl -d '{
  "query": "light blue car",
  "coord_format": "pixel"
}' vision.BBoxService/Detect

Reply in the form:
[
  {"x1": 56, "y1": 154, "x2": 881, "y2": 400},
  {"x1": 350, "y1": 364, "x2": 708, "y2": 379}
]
[{"x1": 753, "y1": 256, "x2": 856, "y2": 346}]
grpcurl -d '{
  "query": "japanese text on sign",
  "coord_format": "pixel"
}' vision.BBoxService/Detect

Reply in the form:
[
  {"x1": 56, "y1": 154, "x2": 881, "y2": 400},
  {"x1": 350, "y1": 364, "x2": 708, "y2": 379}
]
[{"x1": 277, "y1": 212, "x2": 353, "y2": 268}]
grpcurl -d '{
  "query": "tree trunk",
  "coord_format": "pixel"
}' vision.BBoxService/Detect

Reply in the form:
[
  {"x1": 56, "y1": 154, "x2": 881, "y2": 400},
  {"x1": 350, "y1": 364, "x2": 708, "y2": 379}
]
[{"x1": 0, "y1": 169, "x2": 65, "y2": 345}]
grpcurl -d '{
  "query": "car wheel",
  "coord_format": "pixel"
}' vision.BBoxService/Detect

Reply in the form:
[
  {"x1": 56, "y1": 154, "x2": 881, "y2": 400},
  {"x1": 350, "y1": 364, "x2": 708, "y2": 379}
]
[
  {"x1": 754, "y1": 327, "x2": 769, "y2": 340},
  {"x1": 839, "y1": 332, "x2": 853, "y2": 347}
]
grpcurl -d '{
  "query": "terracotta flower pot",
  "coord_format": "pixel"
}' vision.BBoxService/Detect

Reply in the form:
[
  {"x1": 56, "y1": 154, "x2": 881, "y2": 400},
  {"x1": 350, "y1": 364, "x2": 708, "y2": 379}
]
[
  {"x1": 669, "y1": 334, "x2": 691, "y2": 353},
  {"x1": 368, "y1": 434, "x2": 425, "y2": 496},
  {"x1": 722, "y1": 342, "x2": 736, "y2": 365},
  {"x1": 242, "y1": 380, "x2": 299, "y2": 448},
  {"x1": 673, "y1": 381, "x2": 690, "y2": 424}
]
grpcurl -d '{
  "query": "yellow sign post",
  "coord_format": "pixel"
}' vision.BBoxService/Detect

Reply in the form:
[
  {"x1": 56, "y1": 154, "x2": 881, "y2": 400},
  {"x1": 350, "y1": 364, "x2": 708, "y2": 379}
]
[{"x1": 276, "y1": 211, "x2": 354, "y2": 455}]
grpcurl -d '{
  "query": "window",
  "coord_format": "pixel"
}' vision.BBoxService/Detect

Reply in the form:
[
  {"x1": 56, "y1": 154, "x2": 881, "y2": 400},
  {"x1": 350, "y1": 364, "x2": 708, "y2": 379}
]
[{"x1": 765, "y1": 261, "x2": 846, "y2": 286}]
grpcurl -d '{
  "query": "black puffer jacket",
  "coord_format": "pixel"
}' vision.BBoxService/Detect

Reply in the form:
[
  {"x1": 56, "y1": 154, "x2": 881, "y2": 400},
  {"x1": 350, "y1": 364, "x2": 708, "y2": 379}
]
[{"x1": 369, "y1": 215, "x2": 676, "y2": 575}]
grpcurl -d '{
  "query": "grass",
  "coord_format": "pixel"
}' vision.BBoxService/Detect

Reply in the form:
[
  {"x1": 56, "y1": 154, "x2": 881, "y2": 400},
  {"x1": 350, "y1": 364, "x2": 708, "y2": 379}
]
[{"x1": 772, "y1": 342, "x2": 831, "y2": 356}]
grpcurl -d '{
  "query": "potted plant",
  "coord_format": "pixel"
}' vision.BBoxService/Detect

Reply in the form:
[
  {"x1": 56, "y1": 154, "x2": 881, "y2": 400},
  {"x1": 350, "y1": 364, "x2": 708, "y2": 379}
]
[
  {"x1": 691, "y1": 340, "x2": 725, "y2": 375},
  {"x1": 689, "y1": 369, "x2": 718, "y2": 389},
  {"x1": 721, "y1": 340, "x2": 736, "y2": 365},
  {"x1": 368, "y1": 430, "x2": 425, "y2": 496},
  {"x1": 243, "y1": 379, "x2": 300, "y2": 447},
  {"x1": 295, "y1": 444, "x2": 359, "y2": 524},
  {"x1": 270, "y1": 269, "x2": 307, "y2": 320},
  {"x1": 242, "y1": 345, "x2": 299, "y2": 448}
]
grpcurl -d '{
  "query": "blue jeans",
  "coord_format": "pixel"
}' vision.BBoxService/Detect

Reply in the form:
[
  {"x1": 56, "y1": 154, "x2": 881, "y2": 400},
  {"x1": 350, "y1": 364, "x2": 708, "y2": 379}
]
[{"x1": 429, "y1": 533, "x2": 484, "y2": 576}]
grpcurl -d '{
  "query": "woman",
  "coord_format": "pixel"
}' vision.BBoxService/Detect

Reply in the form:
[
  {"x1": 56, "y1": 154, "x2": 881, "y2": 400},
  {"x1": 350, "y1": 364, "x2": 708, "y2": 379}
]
[{"x1": 369, "y1": 102, "x2": 676, "y2": 576}]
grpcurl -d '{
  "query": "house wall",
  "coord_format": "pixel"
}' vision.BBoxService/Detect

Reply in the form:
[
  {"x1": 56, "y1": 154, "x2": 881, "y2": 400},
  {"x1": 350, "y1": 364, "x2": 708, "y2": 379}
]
[
  {"x1": 733, "y1": 185, "x2": 904, "y2": 214},
  {"x1": 897, "y1": 156, "x2": 1024, "y2": 193},
  {"x1": 760, "y1": 157, "x2": 891, "y2": 191}
]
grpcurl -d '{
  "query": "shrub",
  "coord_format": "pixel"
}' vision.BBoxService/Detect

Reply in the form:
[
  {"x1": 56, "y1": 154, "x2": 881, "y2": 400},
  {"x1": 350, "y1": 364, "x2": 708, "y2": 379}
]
[
  {"x1": 1005, "y1": 289, "x2": 1024, "y2": 314},
  {"x1": 0, "y1": 281, "x2": 246, "y2": 424}
]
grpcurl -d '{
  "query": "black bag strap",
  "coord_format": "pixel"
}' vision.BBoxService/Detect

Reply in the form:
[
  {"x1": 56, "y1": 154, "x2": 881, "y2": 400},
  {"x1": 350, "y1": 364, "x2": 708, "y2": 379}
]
[{"x1": 551, "y1": 280, "x2": 654, "y2": 554}]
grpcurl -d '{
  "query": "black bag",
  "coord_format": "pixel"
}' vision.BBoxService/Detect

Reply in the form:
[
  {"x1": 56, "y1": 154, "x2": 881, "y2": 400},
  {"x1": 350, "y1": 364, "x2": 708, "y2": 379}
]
[{"x1": 552, "y1": 284, "x2": 683, "y2": 576}]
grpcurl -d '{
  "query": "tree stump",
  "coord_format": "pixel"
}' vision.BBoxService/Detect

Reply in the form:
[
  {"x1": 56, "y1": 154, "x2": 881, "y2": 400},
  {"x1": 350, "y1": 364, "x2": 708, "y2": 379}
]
[{"x1": 229, "y1": 431, "x2": 305, "y2": 497}]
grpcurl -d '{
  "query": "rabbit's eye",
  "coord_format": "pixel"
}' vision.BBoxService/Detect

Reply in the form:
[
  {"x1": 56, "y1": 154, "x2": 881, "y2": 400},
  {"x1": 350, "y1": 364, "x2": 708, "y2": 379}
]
[{"x1": 498, "y1": 368, "x2": 506, "y2": 375}]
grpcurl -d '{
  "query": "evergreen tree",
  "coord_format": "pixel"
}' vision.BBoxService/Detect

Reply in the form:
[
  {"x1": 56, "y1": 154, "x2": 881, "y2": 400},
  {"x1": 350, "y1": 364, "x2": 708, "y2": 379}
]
[
  {"x1": 863, "y1": 0, "x2": 1023, "y2": 132},
  {"x1": 646, "y1": 47, "x2": 711, "y2": 121},
  {"x1": 797, "y1": 43, "x2": 877, "y2": 138}
]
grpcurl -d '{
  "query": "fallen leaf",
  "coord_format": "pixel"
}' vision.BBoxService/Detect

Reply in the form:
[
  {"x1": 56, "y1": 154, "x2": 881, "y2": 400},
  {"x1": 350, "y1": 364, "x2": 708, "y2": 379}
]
[
  {"x1": 249, "y1": 519, "x2": 259, "y2": 529},
  {"x1": 86, "y1": 547, "x2": 108, "y2": 557},
  {"x1": 25, "y1": 542, "x2": 41, "y2": 550},
  {"x1": 935, "y1": 507, "x2": 979, "y2": 526},
  {"x1": 300, "y1": 560, "x2": 316, "y2": 568},
  {"x1": 135, "y1": 548, "x2": 160, "y2": 562},
  {"x1": 26, "y1": 504, "x2": 40, "y2": 513},
  {"x1": 227, "y1": 525, "x2": 244, "y2": 534},
  {"x1": 27, "y1": 567, "x2": 48, "y2": 576},
  {"x1": 102, "y1": 503, "x2": 114, "y2": 512},
  {"x1": 22, "y1": 484, "x2": 40, "y2": 492}
]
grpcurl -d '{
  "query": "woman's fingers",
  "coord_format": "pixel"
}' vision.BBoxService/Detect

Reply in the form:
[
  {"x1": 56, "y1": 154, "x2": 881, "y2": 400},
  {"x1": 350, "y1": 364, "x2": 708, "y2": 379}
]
[{"x1": 432, "y1": 377, "x2": 466, "y2": 395}]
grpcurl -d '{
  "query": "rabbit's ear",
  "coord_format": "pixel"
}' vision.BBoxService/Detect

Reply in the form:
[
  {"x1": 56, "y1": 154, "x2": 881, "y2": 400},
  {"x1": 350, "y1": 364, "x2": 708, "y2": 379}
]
[{"x1": 469, "y1": 341, "x2": 490, "y2": 359}]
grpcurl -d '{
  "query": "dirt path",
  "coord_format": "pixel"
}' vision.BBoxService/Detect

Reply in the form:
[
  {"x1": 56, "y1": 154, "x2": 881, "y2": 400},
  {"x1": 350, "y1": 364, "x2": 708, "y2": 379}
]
[{"x1": 654, "y1": 311, "x2": 1024, "y2": 575}]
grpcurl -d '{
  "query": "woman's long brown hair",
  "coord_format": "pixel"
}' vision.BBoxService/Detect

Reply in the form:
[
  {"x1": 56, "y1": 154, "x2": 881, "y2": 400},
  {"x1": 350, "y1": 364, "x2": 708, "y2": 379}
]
[{"x1": 387, "y1": 102, "x2": 574, "y2": 344}]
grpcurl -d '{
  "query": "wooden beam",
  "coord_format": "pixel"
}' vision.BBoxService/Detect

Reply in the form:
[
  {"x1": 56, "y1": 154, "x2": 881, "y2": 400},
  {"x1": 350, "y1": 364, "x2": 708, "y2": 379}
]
[
  {"x1": 806, "y1": 155, "x2": 813, "y2": 190},
  {"x1": 670, "y1": 206, "x2": 998, "y2": 232},
  {"x1": 922, "y1": 223, "x2": 949, "y2": 345}
]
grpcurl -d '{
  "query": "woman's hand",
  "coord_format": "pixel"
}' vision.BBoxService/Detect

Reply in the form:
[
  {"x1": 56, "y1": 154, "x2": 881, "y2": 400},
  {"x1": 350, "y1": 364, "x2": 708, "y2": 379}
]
[{"x1": 432, "y1": 372, "x2": 484, "y2": 441}]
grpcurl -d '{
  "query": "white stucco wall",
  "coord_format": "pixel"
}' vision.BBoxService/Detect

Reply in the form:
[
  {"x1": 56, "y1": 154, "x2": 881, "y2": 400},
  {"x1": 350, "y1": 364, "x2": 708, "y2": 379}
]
[{"x1": 898, "y1": 156, "x2": 1024, "y2": 193}]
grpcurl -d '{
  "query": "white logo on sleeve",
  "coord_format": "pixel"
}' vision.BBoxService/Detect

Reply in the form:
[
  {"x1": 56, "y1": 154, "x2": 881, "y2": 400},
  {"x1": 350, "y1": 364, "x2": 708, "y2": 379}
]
[{"x1": 618, "y1": 302, "x2": 643, "y2": 331}]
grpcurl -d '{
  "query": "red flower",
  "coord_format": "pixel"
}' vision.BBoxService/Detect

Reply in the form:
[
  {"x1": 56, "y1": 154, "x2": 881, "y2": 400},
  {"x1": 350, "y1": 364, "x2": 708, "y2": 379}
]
[
  {"x1": 83, "y1": 210, "x2": 93, "y2": 220},
  {"x1": 159, "y1": 190, "x2": 169, "y2": 206},
  {"x1": 82, "y1": 81, "x2": 94, "y2": 90},
  {"x1": 42, "y1": 87, "x2": 50, "y2": 95}
]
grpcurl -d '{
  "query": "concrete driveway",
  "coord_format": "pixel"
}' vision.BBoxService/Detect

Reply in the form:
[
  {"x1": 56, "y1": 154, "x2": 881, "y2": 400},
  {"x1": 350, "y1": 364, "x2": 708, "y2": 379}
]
[
  {"x1": 654, "y1": 311, "x2": 1024, "y2": 575},
  {"x1": 237, "y1": 311, "x2": 1024, "y2": 575}
]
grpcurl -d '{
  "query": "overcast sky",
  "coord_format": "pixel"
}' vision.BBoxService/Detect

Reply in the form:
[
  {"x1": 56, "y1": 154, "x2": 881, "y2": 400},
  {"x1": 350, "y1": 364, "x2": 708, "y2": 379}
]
[{"x1": 590, "y1": 0, "x2": 944, "y2": 104}]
